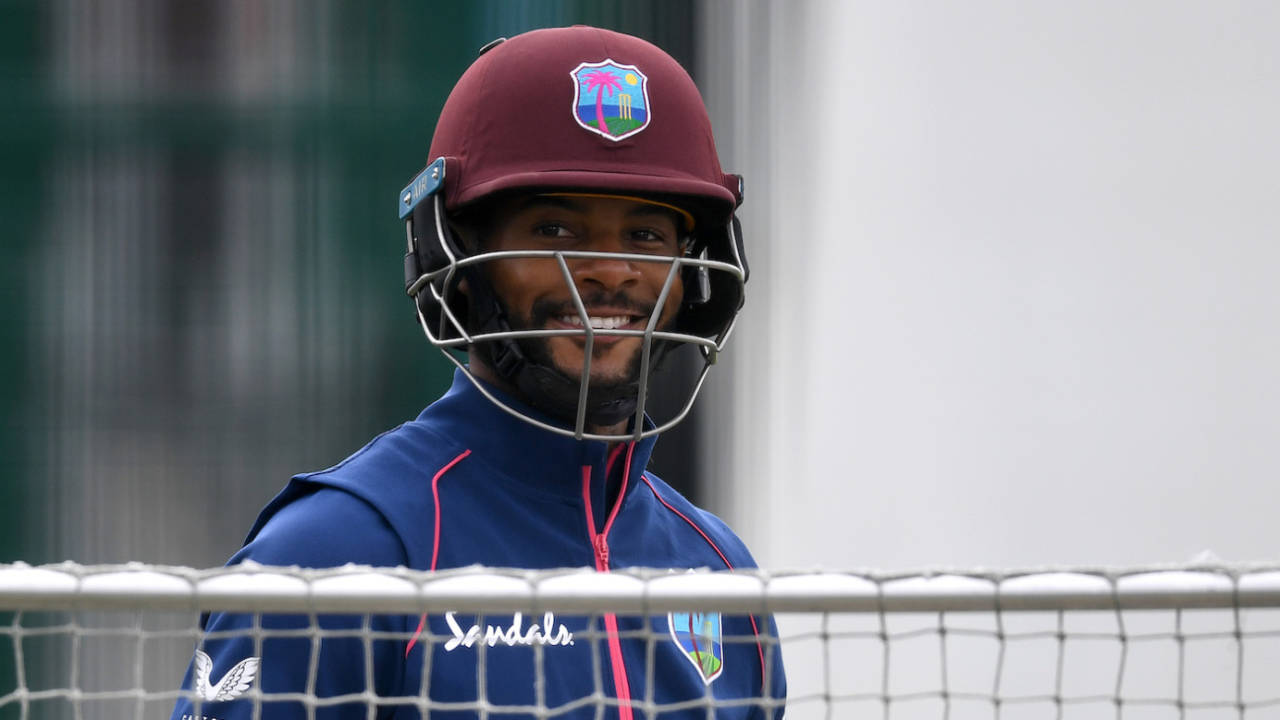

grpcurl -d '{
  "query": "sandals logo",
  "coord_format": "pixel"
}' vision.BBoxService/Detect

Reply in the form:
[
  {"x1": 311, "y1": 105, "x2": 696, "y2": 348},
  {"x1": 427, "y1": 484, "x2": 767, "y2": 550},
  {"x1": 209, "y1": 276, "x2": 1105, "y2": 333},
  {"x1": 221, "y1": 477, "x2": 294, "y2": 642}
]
[{"x1": 443, "y1": 611, "x2": 574, "y2": 651}]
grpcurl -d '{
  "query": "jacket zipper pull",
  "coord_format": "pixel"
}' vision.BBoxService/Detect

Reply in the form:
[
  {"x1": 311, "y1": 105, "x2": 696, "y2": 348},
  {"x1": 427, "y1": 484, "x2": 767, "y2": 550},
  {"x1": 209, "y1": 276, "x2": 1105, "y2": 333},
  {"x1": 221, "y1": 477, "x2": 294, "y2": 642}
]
[{"x1": 593, "y1": 534, "x2": 610, "y2": 568}]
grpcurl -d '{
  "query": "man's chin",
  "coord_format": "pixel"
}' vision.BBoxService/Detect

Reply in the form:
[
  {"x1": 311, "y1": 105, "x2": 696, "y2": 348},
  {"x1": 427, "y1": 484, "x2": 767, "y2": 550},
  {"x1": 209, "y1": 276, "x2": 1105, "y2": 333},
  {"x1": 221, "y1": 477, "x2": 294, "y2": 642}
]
[
  {"x1": 551, "y1": 364, "x2": 639, "y2": 388},
  {"x1": 547, "y1": 349, "x2": 643, "y2": 386}
]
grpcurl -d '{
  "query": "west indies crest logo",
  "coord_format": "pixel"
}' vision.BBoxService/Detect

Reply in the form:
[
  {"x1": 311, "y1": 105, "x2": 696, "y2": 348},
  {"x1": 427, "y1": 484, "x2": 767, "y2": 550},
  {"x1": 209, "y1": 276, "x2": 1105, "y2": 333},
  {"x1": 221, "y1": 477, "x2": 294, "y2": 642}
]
[
  {"x1": 667, "y1": 611, "x2": 723, "y2": 684},
  {"x1": 570, "y1": 60, "x2": 650, "y2": 141}
]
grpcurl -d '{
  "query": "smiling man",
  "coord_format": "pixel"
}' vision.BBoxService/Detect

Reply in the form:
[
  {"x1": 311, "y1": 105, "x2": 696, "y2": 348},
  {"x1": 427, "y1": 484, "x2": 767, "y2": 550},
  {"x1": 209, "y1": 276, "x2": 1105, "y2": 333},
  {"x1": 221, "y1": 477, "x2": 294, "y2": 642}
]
[
  {"x1": 463, "y1": 192, "x2": 692, "y2": 436},
  {"x1": 173, "y1": 26, "x2": 785, "y2": 720}
]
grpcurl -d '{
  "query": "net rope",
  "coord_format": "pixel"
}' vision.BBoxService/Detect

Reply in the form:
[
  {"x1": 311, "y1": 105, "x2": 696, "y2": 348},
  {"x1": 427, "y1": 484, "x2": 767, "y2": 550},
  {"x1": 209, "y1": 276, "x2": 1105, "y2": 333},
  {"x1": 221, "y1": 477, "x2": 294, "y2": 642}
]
[{"x1": 0, "y1": 561, "x2": 1278, "y2": 719}]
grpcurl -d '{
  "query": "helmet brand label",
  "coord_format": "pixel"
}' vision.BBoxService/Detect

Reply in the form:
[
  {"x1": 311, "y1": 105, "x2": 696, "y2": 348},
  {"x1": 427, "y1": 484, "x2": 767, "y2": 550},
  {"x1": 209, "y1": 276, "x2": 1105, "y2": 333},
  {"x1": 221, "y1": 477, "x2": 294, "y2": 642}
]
[{"x1": 570, "y1": 60, "x2": 650, "y2": 141}]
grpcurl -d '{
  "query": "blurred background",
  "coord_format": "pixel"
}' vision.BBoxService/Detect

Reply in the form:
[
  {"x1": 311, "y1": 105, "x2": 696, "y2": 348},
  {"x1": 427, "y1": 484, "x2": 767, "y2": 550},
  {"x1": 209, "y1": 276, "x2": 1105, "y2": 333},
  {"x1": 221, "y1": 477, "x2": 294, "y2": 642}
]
[
  {"x1": 3, "y1": 0, "x2": 1279, "y2": 578},
  {"x1": 1, "y1": 0, "x2": 704, "y2": 570}
]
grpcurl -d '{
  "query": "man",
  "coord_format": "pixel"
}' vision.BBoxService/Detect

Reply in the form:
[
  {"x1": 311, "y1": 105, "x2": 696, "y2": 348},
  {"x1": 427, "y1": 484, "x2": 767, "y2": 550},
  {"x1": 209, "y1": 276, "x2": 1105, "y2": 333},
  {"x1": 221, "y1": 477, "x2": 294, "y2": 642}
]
[{"x1": 172, "y1": 26, "x2": 784, "y2": 720}]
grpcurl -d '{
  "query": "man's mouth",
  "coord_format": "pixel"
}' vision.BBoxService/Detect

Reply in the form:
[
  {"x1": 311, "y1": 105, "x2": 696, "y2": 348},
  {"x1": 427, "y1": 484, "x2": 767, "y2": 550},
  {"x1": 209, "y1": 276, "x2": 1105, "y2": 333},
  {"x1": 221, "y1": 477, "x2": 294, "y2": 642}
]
[{"x1": 554, "y1": 314, "x2": 642, "y2": 330}]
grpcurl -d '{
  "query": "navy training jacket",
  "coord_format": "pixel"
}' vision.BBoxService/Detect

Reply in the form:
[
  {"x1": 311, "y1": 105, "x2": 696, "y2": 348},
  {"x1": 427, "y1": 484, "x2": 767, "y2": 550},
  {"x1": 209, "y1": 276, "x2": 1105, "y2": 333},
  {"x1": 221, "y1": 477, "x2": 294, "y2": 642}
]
[{"x1": 171, "y1": 369, "x2": 786, "y2": 719}]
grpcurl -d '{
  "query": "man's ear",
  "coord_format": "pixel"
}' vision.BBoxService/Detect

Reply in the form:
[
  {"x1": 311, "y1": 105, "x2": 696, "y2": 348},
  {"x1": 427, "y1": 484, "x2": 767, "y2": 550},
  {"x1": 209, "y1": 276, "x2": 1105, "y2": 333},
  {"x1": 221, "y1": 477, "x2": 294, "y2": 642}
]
[
  {"x1": 448, "y1": 221, "x2": 475, "y2": 299},
  {"x1": 456, "y1": 218, "x2": 493, "y2": 254}
]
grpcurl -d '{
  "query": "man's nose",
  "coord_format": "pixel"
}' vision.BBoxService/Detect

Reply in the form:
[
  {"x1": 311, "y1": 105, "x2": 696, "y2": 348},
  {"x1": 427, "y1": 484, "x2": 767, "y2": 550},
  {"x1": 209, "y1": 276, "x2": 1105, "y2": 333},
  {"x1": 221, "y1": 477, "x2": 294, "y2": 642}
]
[{"x1": 570, "y1": 232, "x2": 642, "y2": 289}]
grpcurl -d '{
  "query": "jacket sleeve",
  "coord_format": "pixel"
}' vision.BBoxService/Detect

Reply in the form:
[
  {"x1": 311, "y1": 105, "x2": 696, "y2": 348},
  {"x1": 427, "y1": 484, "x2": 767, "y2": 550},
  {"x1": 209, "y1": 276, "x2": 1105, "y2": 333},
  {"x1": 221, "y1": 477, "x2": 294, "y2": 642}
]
[
  {"x1": 170, "y1": 487, "x2": 409, "y2": 720},
  {"x1": 760, "y1": 613, "x2": 787, "y2": 720}
]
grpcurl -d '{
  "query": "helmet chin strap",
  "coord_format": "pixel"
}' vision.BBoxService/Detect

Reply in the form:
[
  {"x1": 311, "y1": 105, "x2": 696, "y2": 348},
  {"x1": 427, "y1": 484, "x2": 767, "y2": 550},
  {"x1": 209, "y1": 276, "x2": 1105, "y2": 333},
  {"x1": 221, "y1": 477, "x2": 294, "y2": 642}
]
[{"x1": 465, "y1": 267, "x2": 670, "y2": 432}]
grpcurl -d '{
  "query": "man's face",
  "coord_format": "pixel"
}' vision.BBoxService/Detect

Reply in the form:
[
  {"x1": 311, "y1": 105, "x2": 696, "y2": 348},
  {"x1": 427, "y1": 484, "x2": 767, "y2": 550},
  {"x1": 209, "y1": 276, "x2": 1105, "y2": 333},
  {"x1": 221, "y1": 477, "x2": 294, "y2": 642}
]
[{"x1": 477, "y1": 194, "x2": 687, "y2": 387}]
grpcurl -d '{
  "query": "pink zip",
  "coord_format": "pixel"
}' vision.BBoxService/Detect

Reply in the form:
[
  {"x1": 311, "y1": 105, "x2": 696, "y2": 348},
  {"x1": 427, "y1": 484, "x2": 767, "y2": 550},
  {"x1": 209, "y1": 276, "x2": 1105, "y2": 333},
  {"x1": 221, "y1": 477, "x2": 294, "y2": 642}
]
[{"x1": 581, "y1": 443, "x2": 636, "y2": 720}]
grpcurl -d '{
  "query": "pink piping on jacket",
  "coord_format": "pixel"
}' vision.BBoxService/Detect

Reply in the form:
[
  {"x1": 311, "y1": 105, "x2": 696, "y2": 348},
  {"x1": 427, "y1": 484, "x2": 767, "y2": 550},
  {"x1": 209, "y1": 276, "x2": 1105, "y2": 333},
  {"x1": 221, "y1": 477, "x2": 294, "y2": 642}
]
[
  {"x1": 405, "y1": 448, "x2": 472, "y2": 658},
  {"x1": 640, "y1": 475, "x2": 770, "y2": 690}
]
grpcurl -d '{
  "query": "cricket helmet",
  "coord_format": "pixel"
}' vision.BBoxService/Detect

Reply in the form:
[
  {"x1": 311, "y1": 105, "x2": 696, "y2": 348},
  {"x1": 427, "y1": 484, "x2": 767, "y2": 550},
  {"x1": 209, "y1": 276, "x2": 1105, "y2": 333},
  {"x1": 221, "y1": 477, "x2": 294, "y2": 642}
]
[{"x1": 400, "y1": 26, "x2": 747, "y2": 440}]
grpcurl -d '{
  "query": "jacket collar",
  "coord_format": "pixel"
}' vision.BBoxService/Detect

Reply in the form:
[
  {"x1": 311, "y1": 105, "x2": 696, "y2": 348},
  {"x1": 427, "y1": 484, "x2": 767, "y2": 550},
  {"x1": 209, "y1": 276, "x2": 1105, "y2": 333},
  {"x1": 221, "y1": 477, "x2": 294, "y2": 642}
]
[{"x1": 416, "y1": 369, "x2": 659, "y2": 499}]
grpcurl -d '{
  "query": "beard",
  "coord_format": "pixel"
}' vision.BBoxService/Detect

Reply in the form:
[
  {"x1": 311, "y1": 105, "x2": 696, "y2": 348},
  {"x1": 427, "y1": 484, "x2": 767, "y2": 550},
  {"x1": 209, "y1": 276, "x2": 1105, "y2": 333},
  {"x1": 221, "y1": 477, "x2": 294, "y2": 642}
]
[
  {"x1": 474, "y1": 288, "x2": 677, "y2": 429},
  {"x1": 520, "y1": 291, "x2": 658, "y2": 386}
]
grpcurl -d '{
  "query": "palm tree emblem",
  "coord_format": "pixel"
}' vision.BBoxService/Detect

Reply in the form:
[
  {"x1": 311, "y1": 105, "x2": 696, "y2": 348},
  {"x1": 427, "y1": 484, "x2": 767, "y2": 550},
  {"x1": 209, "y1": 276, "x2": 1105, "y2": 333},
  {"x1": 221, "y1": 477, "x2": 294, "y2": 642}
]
[
  {"x1": 582, "y1": 69, "x2": 624, "y2": 135},
  {"x1": 571, "y1": 60, "x2": 650, "y2": 141}
]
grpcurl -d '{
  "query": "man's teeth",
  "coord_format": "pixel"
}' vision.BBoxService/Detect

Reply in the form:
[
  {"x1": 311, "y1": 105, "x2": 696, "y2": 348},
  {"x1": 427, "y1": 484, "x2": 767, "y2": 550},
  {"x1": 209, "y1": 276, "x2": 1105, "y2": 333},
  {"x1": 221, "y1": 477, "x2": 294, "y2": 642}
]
[{"x1": 558, "y1": 315, "x2": 634, "y2": 329}]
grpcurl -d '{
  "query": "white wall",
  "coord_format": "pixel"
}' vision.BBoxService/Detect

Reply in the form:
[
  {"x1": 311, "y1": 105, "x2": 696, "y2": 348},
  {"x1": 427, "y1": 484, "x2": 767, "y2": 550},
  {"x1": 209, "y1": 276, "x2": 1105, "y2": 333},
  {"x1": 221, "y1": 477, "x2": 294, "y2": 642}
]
[{"x1": 699, "y1": 0, "x2": 1280, "y2": 571}]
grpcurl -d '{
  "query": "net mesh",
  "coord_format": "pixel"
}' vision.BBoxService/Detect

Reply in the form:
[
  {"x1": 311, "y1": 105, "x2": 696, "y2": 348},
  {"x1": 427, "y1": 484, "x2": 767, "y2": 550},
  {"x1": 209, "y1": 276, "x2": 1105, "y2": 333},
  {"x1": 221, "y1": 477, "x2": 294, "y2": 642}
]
[{"x1": 1, "y1": 562, "x2": 1279, "y2": 719}]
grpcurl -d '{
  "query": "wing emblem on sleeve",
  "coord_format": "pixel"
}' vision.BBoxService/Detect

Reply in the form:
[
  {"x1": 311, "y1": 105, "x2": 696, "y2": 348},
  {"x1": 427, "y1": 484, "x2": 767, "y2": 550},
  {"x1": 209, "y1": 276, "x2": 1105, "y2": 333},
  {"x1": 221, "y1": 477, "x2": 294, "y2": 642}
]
[{"x1": 193, "y1": 649, "x2": 261, "y2": 702}]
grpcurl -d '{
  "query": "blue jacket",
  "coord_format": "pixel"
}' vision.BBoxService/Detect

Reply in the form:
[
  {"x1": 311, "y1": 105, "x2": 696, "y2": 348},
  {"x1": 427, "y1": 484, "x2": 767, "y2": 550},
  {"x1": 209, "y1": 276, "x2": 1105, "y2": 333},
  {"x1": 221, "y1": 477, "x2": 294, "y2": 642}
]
[{"x1": 172, "y1": 370, "x2": 786, "y2": 719}]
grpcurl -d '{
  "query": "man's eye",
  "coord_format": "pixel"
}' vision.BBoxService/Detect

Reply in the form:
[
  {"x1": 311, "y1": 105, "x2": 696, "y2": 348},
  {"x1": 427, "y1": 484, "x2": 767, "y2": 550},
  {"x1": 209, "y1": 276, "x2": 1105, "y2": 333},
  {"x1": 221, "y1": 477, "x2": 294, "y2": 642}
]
[
  {"x1": 533, "y1": 223, "x2": 572, "y2": 238},
  {"x1": 631, "y1": 229, "x2": 669, "y2": 245}
]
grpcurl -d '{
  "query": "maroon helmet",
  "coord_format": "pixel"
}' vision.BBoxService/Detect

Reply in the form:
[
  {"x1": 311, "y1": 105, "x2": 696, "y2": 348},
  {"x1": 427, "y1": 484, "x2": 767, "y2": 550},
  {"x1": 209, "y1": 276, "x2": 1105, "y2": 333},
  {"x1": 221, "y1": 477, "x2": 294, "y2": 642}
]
[{"x1": 400, "y1": 26, "x2": 748, "y2": 440}]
